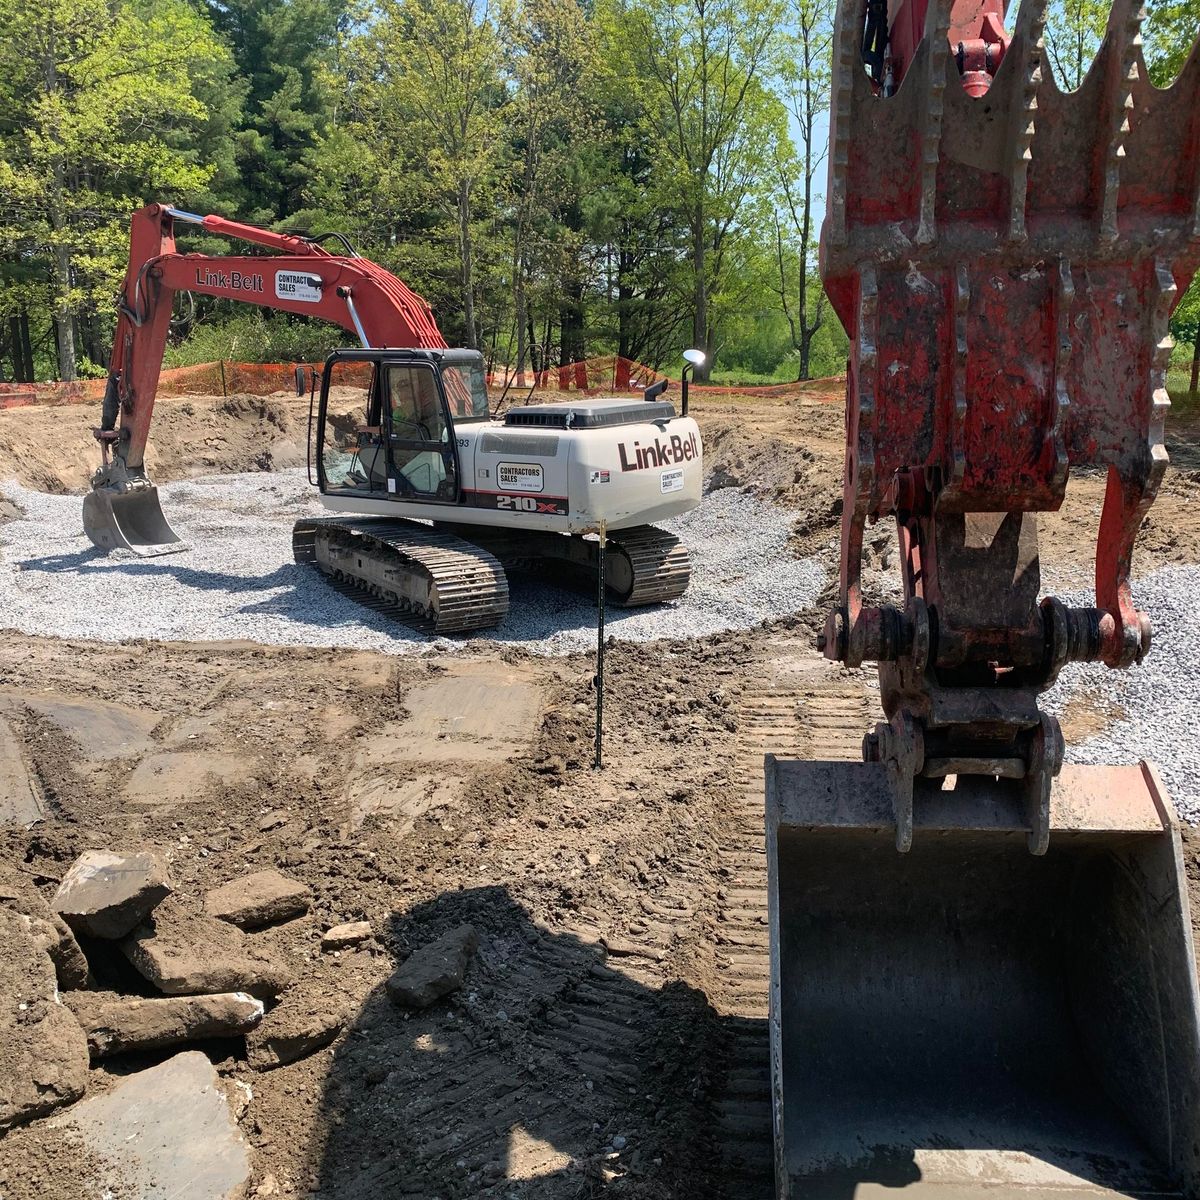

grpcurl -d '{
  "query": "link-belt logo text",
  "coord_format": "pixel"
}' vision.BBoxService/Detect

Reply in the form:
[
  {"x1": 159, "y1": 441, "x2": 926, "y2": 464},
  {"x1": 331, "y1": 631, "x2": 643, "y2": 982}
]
[
  {"x1": 617, "y1": 431, "x2": 699, "y2": 472},
  {"x1": 195, "y1": 268, "x2": 264, "y2": 292}
]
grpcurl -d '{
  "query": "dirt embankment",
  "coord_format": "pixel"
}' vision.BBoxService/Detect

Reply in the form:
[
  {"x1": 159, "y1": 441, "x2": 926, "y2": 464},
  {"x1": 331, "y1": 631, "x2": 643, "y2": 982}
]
[{"x1": 0, "y1": 393, "x2": 309, "y2": 494}]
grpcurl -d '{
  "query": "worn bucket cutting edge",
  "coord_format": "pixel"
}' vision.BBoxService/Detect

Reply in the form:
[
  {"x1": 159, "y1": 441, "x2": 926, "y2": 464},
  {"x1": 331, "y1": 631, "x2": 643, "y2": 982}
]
[
  {"x1": 766, "y1": 757, "x2": 1200, "y2": 1199},
  {"x1": 82, "y1": 487, "x2": 186, "y2": 557}
]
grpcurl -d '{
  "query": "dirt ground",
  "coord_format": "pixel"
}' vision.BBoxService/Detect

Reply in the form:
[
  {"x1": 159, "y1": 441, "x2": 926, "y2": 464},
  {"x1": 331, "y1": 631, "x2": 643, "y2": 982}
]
[{"x1": 1, "y1": 383, "x2": 1199, "y2": 1199}]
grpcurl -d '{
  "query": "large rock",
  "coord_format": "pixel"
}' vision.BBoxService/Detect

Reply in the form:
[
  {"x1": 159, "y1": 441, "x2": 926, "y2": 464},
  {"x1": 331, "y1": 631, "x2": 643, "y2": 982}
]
[
  {"x1": 205, "y1": 869, "x2": 312, "y2": 929},
  {"x1": 66, "y1": 991, "x2": 265, "y2": 1058},
  {"x1": 0, "y1": 908, "x2": 89, "y2": 1129},
  {"x1": 1, "y1": 879, "x2": 90, "y2": 989},
  {"x1": 50, "y1": 1051, "x2": 250, "y2": 1200},
  {"x1": 386, "y1": 923, "x2": 479, "y2": 1009},
  {"x1": 247, "y1": 985, "x2": 352, "y2": 1070},
  {"x1": 122, "y1": 899, "x2": 294, "y2": 1000},
  {"x1": 51, "y1": 849, "x2": 171, "y2": 939}
]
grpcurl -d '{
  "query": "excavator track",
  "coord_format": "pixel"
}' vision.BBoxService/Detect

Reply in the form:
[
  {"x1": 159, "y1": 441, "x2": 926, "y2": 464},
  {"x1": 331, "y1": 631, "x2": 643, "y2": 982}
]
[
  {"x1": 292, "y1": 517, "x2": 509, "y2": 634},
  {"x1": 435, "y1": 523, "x2": 692, "y2": 608},
  {"x1": 607, "y1": 526, "x2": 691, "y2": 607}
]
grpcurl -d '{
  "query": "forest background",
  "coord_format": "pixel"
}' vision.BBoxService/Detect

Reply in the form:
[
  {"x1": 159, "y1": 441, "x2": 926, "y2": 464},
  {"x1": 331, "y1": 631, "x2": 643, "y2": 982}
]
[{"x1": 1, "y1": 0, "x2": 1197, "y2": 386}]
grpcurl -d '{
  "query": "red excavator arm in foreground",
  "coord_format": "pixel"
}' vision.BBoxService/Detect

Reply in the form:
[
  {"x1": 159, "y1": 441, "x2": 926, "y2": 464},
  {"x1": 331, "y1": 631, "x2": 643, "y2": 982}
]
[{"x1": 93, "y1": 203, "x2": 446, "y2": 488}]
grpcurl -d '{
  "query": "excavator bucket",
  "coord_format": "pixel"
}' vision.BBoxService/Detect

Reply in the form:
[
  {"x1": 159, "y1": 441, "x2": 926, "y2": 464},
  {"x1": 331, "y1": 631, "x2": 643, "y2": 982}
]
[
  {"x1": 82, "y1": 486, "x2": 186, "y2": 556},
  {"x1": 766, "y1": 758, "x2": 1200, "y2": 1199}
]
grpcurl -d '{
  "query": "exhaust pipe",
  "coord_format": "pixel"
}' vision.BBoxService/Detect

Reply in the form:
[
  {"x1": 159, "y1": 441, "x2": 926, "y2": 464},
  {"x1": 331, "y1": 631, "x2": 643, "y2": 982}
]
[
  {"x1": 766, "y1": 757, "x2": 1200, "y2": 1199},
  {"x1": 82, "y1": 486, "x2": 186, "y2": 557}
]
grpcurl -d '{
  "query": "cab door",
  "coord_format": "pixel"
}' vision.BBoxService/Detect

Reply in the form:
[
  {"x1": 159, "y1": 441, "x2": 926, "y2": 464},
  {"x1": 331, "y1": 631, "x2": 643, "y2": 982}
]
[{"x1": 383, "y1": 361, "x2": 460, "y2": 503}]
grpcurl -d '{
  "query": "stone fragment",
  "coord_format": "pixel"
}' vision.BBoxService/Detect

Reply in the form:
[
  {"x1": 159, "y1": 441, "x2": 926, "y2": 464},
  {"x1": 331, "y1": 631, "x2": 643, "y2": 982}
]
[
  {"x1": 205, "y1": 869, "x2": 312, "y2": 929},
  {"x1": 247, "y1": 986, "x2": 352, "y2": 1070},
  {"x1": 122, "y1": 900, "x2": 294, "y2": 1000},
  {"x1": 0, "y1": 908, "x2": 89, "y2": 1129},
  {"x1": 1, "y1": 880, "x2": 90, "y2": 989},
  {"x1": 51, "y1": 849, "x2": 171, "y2": 939},
  {"x1": 386, "y1": 924, "x2": 479, "y2": 1009},
  {"x1": 321, "y1": 920, "x2": 371, "y2": 950},
  {"x1": 51, "y1": 1051, "x2": 250, "y2": 1199},
  {"x1": 66, "y1": 991, "x2": 265, "y2": 1058}
]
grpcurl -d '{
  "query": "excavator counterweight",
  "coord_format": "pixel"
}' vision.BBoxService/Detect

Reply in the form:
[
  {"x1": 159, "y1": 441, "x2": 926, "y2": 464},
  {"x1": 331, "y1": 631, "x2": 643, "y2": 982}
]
[{"x1": 768, "y1": 0, "x2": 1200, "y2": 1193}]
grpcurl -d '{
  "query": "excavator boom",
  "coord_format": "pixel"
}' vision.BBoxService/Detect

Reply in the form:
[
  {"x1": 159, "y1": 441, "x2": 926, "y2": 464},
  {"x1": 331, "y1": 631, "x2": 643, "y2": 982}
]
[{"x1": 769, "y1": 0, "x2": 1200, "y2": 1194}]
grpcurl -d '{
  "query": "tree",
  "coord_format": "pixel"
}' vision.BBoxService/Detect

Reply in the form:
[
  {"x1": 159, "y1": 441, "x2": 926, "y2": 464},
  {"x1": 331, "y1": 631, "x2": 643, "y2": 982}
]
[
  {"x1": 612, "y1": 0, "x2": 787, "y2": 378},
  {"x1": 502, "y1": 0, "x2": 596, "y2": 379},
  {"x1": 1044, "y1": 0, "x2": 1108, "y2": 89},
  {"x1": 0, "y1": 0, "x2": 237, "y2": 379},
  {"x1": 772, "y1": 0, "x2": 832, "y2": 379},
  {"x1": 314, "y1": 0, "x2": 508, "y2": 348},
  {"x1": 203, "y1": 0, "x2": 347, "y2": 221}
]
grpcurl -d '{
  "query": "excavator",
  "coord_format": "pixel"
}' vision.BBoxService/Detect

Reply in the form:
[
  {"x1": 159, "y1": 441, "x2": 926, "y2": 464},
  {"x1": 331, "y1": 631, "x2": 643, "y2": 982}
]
[
  {"x1": 766, "y1": 0, "x2": 1200, "y2": 1196},
  {"x1": 82, "y1": 204, "x2": 703, "y2": 632}
]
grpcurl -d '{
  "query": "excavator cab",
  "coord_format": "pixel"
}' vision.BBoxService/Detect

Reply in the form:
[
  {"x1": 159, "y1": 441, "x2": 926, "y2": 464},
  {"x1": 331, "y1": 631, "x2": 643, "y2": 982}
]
[
  {"x1": 312, "y1": 348, "x2": 486, "y2": 503},
  {"x1": 767, "y1": 0, "x2": 1200, "y2": 1193}
]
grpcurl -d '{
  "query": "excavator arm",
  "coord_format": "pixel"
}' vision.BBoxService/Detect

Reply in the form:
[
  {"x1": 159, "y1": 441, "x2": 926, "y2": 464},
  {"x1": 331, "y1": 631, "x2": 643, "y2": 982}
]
[
  {"x1": 85, "y1": 203, "x2": 447, "y2": 554},
  {"x1": 767, "y1": 1, "x2": 1200, "y2": 1196}
]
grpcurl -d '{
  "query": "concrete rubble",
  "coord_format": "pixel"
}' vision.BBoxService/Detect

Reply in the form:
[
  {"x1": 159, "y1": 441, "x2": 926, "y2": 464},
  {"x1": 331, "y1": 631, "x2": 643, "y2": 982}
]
[
  {"x1": 321, "y1": 920, "x2": 372, "y2": 950},
  {"x1": 0, "y1": 908, "x2": 89, "y2": 1129},
  {"x1": 386, "y1": 923, "x2": 479, "y2": 1009},
  {"x1": 51, "y1": 848, "x2": 172, "y2": 939},
  {"x1": 123, "y1": 899, "x2": 295, "y2": 999},
  {"x1": 1, "y1": 879, "x2": 90, "y2": 989},
  {"x1": 51, "y1": 1050, "x2": 251, "y2": 1200},
  {"x1": 247, "y1": 984, "x2": 353, "y2": 1070},
  {"x1": 66, "y1": 991, "x2": 266, "y2": 1058},
  {"x1": 205, "y1": 868, "x2": 312, "y2": 929}
]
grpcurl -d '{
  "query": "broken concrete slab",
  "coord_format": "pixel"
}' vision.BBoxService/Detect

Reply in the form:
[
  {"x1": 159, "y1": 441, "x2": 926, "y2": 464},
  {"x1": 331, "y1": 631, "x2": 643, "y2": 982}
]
[
  {"x1": 66, "y1": 991, "x2": 265, "y2": 1059},
  {"x1": 51, "y1": 1050, "x2": 250, "y2": 1199},
  {"x1": 321, "y1": 920, "x2": 372, "y2": 950},
  {"x1": 51, "y1": 849, "x2": 171, "y2": 939},
  {"x1": 1, "y1": 879, "x2": 90, "y2": 989},
  {"x1": 122, "y1": 899, "x2": 294, "y2": 1000},
  {"x1": 0, "y1": 908, "x2": 89, "y2": 1129},
  {"x1": 386, "y1": 923, "x2": 479, "y2": 1009},
  {"x1": 247, "y1": 986, "x2": 352, "y2": 1070},
  {"x1": 205, "y1": 869, "x2": 311, "y2": 929},
  {"x1": 0, "y1": 712, "x2": 43, "y2": 826}
]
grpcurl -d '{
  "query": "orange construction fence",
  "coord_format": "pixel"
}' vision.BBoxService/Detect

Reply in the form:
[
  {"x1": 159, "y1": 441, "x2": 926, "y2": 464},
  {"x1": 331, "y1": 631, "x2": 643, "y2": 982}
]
[{"x1": 1, "y1": 356, "x2": 842, "y2": 410}]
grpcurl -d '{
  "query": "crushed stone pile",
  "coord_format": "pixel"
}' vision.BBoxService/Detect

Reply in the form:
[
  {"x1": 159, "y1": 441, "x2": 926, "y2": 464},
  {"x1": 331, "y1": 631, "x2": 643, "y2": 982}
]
[
  {"x1": 1043, "y1": 564, "x2": 1200, "y2": 820},
  {"x1": 0, "y1": 469, "x2": 824, "y2": 655}
]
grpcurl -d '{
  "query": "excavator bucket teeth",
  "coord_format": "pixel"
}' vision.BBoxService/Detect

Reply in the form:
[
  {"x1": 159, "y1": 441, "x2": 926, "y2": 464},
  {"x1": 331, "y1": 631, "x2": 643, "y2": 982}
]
[
  {"x1": 766, "y1": 758, "x2": 1200, "y2": 1199},
  {"x1": 82, "y1": 487, "x2": 186, "y2": 557}
]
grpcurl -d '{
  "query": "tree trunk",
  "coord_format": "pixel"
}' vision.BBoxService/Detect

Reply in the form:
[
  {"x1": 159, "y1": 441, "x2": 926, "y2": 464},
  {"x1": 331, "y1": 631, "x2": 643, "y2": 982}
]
[
  {"x1": 514, "y1": 273, "x2": 527, "y2": 387},
  {"x1": 9, "y1": 314, "x2": 34, "y2": 382},
  {"x1": 691, "y1": 209, "x2": 710, "y2": 381},
  {"x1": 617, "y1": 247, "x2": 633, "y2": 362},
  {"x1": 457, "y1": 181, "x2": 477, "y2": 349},
  {"x1": 1191, "y1": 335, "x2": 1199, "y2": 400}
]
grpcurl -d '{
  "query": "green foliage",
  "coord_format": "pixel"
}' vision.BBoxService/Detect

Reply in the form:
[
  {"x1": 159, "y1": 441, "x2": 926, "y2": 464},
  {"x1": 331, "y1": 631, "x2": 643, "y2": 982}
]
[{"x1": 163, "y1": 311, "x2": 344, "y2": 366}]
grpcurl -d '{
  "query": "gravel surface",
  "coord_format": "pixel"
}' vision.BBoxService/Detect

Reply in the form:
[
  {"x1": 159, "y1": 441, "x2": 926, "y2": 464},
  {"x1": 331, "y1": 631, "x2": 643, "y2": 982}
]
[
  {"x1": 0, "y1": 470, "x2": 824, "y2": 656},
  {"x1": 1044, "y1": 565, "x2": 1200, "y2": 820}
]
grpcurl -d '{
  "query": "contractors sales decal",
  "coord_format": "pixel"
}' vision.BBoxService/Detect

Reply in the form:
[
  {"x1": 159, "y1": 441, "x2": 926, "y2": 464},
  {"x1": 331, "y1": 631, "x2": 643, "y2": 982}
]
[
  {"x1": 497, "y1": 462, "x2": 544, "y2": 493},
  {"x1": 617, "y1": 430, "x2": 699, "y2": 473}
]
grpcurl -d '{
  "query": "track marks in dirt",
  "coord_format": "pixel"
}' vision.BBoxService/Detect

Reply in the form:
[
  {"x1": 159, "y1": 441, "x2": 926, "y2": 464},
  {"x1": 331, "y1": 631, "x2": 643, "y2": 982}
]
[{"x1": 709, "y1": 642, "x2": 874, "y2": 1195}]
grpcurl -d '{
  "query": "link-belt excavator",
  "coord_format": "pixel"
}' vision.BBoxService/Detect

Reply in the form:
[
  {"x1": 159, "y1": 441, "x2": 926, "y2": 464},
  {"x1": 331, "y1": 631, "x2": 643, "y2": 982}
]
[
  {"x1": 82, "y1": 204, "x2": 703, "y2": 632},
  {"x1": 766, "y1": 0, "x2": 1200, "y2": 1195}
]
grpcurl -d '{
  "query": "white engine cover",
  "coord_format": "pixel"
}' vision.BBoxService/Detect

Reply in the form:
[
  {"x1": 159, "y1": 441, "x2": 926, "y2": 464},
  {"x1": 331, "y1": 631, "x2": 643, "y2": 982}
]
[{"x1": 321, "y1": 399, "x2": 703, "y2": 535}]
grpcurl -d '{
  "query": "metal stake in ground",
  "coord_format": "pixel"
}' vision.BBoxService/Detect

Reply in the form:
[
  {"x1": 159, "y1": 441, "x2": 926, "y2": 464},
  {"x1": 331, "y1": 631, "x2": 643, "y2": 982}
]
[{"x1": 594, "y1": 521, "x2": 606, "y2": 770}]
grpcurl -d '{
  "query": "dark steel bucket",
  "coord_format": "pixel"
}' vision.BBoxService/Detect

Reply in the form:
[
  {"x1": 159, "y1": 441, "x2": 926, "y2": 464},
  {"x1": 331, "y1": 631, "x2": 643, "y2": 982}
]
[
  {"x1": 82, "y1": 487, "x2": 186, "y2": 556},
  {"x1": 766, "y1": 758, "x2": 1200, "y2": 1199}
]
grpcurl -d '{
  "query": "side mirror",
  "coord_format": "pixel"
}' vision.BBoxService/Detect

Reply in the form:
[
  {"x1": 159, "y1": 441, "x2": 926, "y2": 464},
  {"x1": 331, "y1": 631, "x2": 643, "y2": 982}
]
[
  {"x1": 294, "y1": 364, "x2": 307, "y2": 397},
  {"x1": 682, "y1": 348, "x2": 706, "y2": 368}
]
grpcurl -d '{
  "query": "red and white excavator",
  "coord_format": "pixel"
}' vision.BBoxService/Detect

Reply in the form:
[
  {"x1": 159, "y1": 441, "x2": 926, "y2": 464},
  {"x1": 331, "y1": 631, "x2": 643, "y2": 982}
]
[{"x1": 83, "y1": 204, "x2": 704, "y2": 632}]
